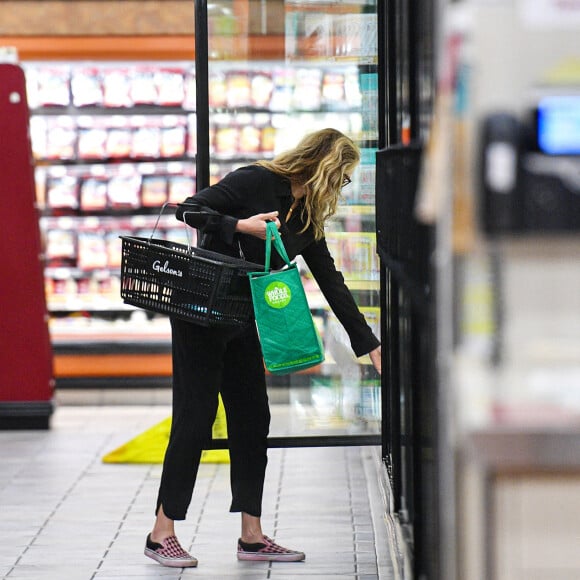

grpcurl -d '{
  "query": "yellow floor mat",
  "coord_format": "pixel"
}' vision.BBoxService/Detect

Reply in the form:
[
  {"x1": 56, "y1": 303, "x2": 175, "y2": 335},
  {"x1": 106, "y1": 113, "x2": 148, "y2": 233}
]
[{"x1": 102, "y1": 397, "x2": 229, "y2": 464}]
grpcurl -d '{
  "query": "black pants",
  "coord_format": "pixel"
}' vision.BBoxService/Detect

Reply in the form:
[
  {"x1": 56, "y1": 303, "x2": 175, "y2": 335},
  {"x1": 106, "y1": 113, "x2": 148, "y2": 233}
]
[{"x1": 156, "y1": 318, "x2": 270, "y2": 520}]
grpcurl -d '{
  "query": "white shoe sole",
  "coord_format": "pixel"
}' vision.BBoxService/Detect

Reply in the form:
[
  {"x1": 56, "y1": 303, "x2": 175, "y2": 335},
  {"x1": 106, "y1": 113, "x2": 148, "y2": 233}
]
[
  {"x1": 144, "y1": 547, "x2": 198, "y2": 567},
  {"x1": 237, "y1": 551, "x2": 305, "y2": 562}
]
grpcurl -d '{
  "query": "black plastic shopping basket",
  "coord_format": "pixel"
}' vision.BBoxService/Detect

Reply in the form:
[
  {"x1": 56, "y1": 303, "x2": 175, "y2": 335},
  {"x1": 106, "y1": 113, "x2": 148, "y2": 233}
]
[{"x1": 120, "y1": 207, "x2": 261, "y2": 327}]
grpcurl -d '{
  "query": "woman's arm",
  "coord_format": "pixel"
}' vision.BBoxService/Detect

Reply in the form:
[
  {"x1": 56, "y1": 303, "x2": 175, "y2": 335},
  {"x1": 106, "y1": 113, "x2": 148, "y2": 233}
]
[
  {"x1": 178, "y1": 200, "x2": 278, "y2": 242},
  {"x1": 176, "y1": 166, "x2": 280, "y2": 243},
  {"x1": 301, "y1": 238, "x2": 380, "y2": 360},
  {"x1": 176, "y1": 187, "x2": 239, "y2": 243}
]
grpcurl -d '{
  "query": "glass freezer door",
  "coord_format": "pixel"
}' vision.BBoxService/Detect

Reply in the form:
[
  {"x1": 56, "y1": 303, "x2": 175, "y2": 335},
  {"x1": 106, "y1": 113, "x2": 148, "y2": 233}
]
[{"x1": 200, "y1": 0, "x2": 380, "y2": 446}]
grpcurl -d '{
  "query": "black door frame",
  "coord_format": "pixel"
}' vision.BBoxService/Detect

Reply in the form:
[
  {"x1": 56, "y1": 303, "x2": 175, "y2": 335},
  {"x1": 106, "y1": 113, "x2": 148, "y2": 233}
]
[
  {"x1": 377, "y1": 0, "x2": 439, "y2": 578},
  {"x1": 194, "y1": 0, "x2": 381, "y2": 450}
]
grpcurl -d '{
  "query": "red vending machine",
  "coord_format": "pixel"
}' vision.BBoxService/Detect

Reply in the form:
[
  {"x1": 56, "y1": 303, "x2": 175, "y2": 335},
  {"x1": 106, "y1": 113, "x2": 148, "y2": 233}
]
[{"x1": 0, "y1": 63, "x2": 54, "y2": 429}]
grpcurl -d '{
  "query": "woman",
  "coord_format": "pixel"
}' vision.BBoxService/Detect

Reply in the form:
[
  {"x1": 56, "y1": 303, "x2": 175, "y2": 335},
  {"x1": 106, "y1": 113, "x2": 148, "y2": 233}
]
[{"x1": 145, "y1": 128, "x2": 381, "y2": 568}]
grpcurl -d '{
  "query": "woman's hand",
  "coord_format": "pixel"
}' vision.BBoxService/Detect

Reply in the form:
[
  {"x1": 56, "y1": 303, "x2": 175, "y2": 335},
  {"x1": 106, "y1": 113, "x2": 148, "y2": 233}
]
[
  {"x1": 369, "y1": 345, "x2": 382, "y2": 375},
  {"x1": 236, "y1": 212, "x2": 280, "y2": 239}
]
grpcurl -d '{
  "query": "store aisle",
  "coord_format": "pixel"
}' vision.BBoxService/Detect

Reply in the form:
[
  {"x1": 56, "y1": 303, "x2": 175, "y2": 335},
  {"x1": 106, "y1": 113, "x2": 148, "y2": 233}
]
[{"x1": 0, "y1": 405, "x2": 396, "y2": 579}]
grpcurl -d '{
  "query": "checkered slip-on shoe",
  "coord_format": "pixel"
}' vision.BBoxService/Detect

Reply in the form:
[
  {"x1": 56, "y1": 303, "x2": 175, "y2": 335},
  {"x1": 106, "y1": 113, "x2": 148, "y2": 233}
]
[
  {"x1": 237, "y1": 535, "x2": 305, "y2": 562},
  {"x1": 144, "y1": 534, "x2": 198, "y2": 568}
]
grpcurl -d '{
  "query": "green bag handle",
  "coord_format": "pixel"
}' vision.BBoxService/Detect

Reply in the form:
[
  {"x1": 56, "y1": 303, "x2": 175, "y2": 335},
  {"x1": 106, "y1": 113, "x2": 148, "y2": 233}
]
[{"x1": 264, "y1": 221, "x2": 291, "y2": 272}]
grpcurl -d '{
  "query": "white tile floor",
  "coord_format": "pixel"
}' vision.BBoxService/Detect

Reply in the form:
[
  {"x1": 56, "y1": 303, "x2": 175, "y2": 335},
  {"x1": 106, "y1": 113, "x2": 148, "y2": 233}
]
[{"x1": 0, "y1": 404, "x2": 396, "y2": 579}]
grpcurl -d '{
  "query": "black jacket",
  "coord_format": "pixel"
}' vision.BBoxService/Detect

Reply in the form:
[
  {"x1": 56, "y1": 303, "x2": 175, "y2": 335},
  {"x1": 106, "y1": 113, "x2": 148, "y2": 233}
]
[{"x1": 176, "y1": 164, "x2": 380, "y2": 357}]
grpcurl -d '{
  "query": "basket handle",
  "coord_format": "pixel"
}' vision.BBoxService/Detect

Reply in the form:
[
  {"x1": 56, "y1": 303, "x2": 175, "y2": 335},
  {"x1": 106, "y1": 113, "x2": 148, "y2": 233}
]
[
  {"x1": 150, "y1": 202, "x2": 197, "y2": 249},
  {"x1": 151, "y1": 202, "x2": 177, "y2": 237},
  {"x1": 178, "y1": 203, "x2": 247, "y2": 259}
]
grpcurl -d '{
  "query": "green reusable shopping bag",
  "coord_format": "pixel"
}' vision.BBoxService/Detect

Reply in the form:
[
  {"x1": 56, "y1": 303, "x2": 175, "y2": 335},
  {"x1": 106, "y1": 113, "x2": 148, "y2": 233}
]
[{"x1": 248, "y1": 222, "x2": 324, "y2": 375}]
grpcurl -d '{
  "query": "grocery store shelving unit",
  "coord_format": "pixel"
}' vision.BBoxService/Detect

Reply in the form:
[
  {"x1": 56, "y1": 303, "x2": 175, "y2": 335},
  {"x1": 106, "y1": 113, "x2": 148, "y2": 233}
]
[{"x1": 27, "y1": 58, "x2": 198, "y2": 388}]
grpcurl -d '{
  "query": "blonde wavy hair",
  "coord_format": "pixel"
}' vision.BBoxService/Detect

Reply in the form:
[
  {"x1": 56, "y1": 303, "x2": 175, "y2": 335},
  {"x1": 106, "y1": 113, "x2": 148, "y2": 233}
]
[{"x1": 256, "y1": 128, "x2": 360, "y2": 241}]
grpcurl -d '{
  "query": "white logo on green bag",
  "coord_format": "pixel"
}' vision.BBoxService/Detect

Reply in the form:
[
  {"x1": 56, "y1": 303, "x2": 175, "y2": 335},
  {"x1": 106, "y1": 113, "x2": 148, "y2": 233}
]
[{"x1": 264, "y1": 281, "x2": 291, "y2": 309}]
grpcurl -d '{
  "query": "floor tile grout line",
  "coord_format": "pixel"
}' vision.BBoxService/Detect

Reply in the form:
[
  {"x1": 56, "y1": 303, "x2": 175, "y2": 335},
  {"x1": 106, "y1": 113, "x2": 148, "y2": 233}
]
[
  {"x1": 346, "y1": 447, "x2": 360, "y2": 575},
  {"x1": 90, "y1": 463, "x2": 155, "y2": 580},
  {"x1": 273, "y1": 446, "x2": 286, "y2": 536},
  {"x1": 267, "y1": 446, "x2": 287, "y2": 579},
  {"x1": 180, "y1": 462, "x2": 221, "y2": 580},
  {"x1": 5, "y1": 433, "x2": 116, "y2": 578}
]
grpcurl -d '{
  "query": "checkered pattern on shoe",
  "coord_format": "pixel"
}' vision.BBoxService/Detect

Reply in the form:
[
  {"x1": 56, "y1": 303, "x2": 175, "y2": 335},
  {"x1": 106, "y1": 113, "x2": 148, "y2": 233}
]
[
  {"x1": 237, "y1": 535, "x2": 305, "y2": 562},
  {"x1": 144, "y1": 534, "x2": 198, "y2": 568}
]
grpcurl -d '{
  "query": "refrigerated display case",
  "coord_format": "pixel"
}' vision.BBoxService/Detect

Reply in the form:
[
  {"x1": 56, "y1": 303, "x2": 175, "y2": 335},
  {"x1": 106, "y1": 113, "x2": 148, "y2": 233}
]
[{"x1": 200, "y1": 0, "x2": 382, "y2": 442}]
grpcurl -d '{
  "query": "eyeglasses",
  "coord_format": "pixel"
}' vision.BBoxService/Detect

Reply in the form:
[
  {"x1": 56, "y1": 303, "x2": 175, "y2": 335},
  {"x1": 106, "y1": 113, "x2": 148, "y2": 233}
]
[{"x1": 342, "y1": 174, "x2": 352, "y2": 188}]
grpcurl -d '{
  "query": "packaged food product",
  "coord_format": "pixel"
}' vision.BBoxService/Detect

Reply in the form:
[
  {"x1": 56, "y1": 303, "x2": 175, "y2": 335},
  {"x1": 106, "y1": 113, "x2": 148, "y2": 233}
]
[
  {"x1": 270, "y1": 69, "x2": 294, "y2": 112},
  {"x1": 75, "y1": 275, "x2": 92, "y2": 295},
  {"x1": 209, "y1": 126, "x2": 216, "y2": 155},
  {"x1": 130, "y1": 67, "x2": 158, "y2": 106},
  {"x1": 293, "y1": 68, "x2": 322, "y2": 111},
  {"x1": 131, "y1": 117, "x2": 161, "y2": 158},
  {"x1": 238, "y1": 124, "x2": 261, "y2": 155},
  {"x1": 321, "y1": 71, "x2": 346, "y2": 109},
  {"x1": 226, "y1": 71, "x2": 252, "y2": 108},
  {"x1": 344, "y1": 69, "x2": 362, "y2": 108},
  {"x1": 106, "y1": 231, "x2": 126, "y2": 268},
  {"x1": 45, "y1": 117, "x2": 77, "y2": 160},
  {"x1": 105, "y1": 116, "x2": 133, "y2": 158},
  {"x1": 251, "y1": 72, "x2": 274, "y2": 109},
  {"x1": 295, "y1": 13, "x2": 332, "y2": 59},
  {"x1": 79, "y1": 178, "x2": 108, "y2": 211},
  {"x1": 71, "y1": 67, "x2": 104, "y2": 107},
  {"x1": 35, "y1": 168, "x2": 47, "y2": 208},
  {"x1": 168, "y1": 175, "x2": 195, "y2": 204},
  {"x1": 214, "y1": 125, "x2": 239, "y2": 156},
  {"x1": 95, "y1": 271, "x2": 113, "y2": 295},
  {"x1": 209, "y1": 164, "x2": 224, "y2": 185},
  {"x1": 50, "y1": 272, "x2": 73, "y2": 295},
  {"x1": 160, "y1": 124, "x2": 187, "y2": 158},
  {"x1": 77, "y1": 232, "x2": 108, "y2": 270},
  {"x1": 107, "y1": 174, "x2": 142, "y2": 209},
  {"x1": 358, "y1": 148, "x2": 376, "y2": 205},
  {"x1": 324, "y1": 235, "x2": 343, "y2": 272},
  {"x1": 35, "y1": 67, "x2": 71, "y2": 107},
  {"x1": 341, "y1": 234, "x2": 376, "y2": 280},
  {"x1": 260, "y1": 124, "x2": 277, "y2": 154},
  {"x1": 360, "y1": 72, "x2": 378, "y2": 140},
  {"x1": 77, "y1": 117, "x2": 108, "y2": 159},
  {"x1": 46, "y1": 176, "x2": 79, "y2": 211},
  {"x1": 208, "y1": 73, "x2": 227, "y2": 108},
  {"x1": 103, "y1": 69, "x2": 132, "y2": 108},
  {"x1": 141, "y1": 175, "x2": 168, "y2": 207},
  {"x1": 46, "y1": 230, "x2": 76, "y2": 266},
  {"x1": 187, "y1": 114, "x2": 197, "y2": 156},
  {"x1": 155, "y1": 68, "x2": 186, "y2": 106}
]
